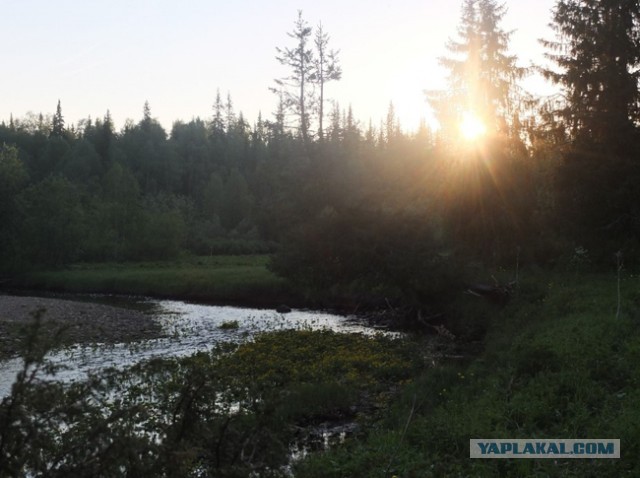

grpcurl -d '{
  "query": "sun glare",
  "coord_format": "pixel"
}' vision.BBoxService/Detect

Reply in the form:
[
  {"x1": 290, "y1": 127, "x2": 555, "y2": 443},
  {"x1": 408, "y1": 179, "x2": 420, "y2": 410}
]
[{"x1": 459, "y1": 111, "x2": 487, "y2": 141}]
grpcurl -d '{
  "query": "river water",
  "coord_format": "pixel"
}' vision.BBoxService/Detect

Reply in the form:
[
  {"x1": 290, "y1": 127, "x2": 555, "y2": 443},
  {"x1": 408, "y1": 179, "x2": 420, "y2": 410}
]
[{"x1": 0, "y1": 297, "x2": 386, "y2": 398}]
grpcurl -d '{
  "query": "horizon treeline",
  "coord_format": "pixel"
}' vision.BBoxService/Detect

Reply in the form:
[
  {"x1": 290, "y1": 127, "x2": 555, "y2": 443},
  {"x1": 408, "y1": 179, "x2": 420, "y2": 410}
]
[
  {"x1": 2, "y1": 0, "x2": 640, "y2": 306},
  {"x1": 0, "y1": 90, "x2": 436, "y2": 270}
]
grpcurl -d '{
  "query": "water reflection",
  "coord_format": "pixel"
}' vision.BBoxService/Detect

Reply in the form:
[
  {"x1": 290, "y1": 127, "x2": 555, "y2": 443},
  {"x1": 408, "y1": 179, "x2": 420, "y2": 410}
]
[{"x1": 0, "y1": 298, "x2": 394, "y2": 397}]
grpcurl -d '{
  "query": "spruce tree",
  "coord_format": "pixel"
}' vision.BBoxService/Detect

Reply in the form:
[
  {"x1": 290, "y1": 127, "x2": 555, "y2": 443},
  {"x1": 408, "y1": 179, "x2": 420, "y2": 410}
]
[
  {"x1": 542, "y1": 0, "x2": 640, "y2": 243},
  {"x1": 211, "y1": 89, "x2": 225, "y2": 135},
  {"x1": 51, "y1": 100, "x2": 65, "y2": 138},
  {"x1": 313, "y1": 22, "x2": 342, "y2": 141},
  {"x1": 542, "y1": 0, "x2": 640, "y2": 149},
  {"x1": 427, "y1": 0, "x2": 524, "y2": 139}
]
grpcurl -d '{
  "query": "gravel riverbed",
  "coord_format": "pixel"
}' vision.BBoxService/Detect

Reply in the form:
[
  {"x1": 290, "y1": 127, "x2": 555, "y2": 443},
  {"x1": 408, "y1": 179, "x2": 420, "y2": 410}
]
[{"x1": 0, "y1": 295, "x2": 162, "y2": 360}]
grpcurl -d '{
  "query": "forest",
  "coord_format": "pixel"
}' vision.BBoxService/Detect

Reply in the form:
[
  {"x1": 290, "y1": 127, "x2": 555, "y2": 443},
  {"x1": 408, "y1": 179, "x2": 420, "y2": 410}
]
[
  {"x1": 2, "y1": 0, "x2": 640, "y2": 476},
  {"x1": 1, "y1": 2, "x2": 639, "y2": 291}
]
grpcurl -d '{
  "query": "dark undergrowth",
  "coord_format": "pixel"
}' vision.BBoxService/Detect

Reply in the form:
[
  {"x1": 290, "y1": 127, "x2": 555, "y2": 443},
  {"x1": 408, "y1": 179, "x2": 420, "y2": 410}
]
[{"x1": 293, "y1": 270, "x2": 640, "y2": 477}]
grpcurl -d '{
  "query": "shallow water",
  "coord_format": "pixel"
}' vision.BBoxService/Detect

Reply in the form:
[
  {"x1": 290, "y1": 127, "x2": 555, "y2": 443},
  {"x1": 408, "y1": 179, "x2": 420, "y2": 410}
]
[{"x1": 0, "y1": 298, "x2": 388, "y2": 397}]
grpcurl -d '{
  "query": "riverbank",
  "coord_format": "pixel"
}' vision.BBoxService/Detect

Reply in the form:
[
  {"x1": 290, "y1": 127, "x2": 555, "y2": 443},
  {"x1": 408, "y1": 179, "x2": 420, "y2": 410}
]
[
  {"x1": 6, "y1": 255, "x2": 303, "y2": 309},
  {"x1": 0, "y1": 295, "x2": 162, "y2": 360},
  {"x1": 293, "y1": 270, "x2": 640, "y2": 477},
  {"x1": 5, "y1": 268, "x2": 634, "y2": 475},
  {"x1": 5, "y1": 255, "x2": 431, "y2": 325}
]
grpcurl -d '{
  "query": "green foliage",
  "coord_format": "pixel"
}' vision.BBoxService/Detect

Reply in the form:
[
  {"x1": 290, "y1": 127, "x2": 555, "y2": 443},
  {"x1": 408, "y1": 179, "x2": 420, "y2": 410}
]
[
  {"x1": 0, "y1": 144, "x2": 28, "y2": 195},
  {"x1": 0, "y1": 144, "x2": 29, "y2": 273},
  {"x1": 294, "y1": 271, "x2": 640, "y2": 476},
  {"x1": 271, "y1": 206, "x2": 461, "y2": 306},
  {"x1": 554, "y1": 150, "x2": 640, "y2": 259},
  {"x1": 135, "y1": 195, "x2": 187, "y2": 260},
  {"x1": 58, "y1": 138, "x2": 102, "y2": 183},
  {"x1": 17, "y1": 175, "x2": 85, "y2": 267},
  {"x1": 220, "y1": 169, "x2": 253, "y2": 231},
  {"x1": 219, "y1": 320, "x2": 240, "y2": 330},
  {"x1": 14, "y1": 255, "x2": 291, "y2": 306},
  {"x1": 543, "y1": 0, "x2": 640, "y2": 147},
  {"x1": 84, "y1": 163, "x2": 143, "y2": 261},
  {"x1": 200, "y1": 172, "x2": 223, "y2": 219},
  {"x1": 540, "y1": 0, "x2": 640, "y2": 258},
  {"x1": 0, "y1": 327, "x2": 421, "y2": 477}
]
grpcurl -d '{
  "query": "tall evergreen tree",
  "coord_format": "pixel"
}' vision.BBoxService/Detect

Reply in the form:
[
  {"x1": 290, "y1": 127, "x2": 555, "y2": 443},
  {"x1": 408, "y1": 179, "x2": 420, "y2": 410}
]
[
  {"x1": 225, "y1": 92, "x2": 236, "y2": 131},
  {"x1": 313, "y1": 22, "x2": 342, "y2": 141},
  {"x1": 542, "y1": 0, "x2": 640, "y2": 149},
  {"x1": 273, "y1": 10, "x2": 315, "y2": 144},
  {"x1": 142, "y1": 101, "x2": 152, "y2": 127},
  {"x1": 211, "y1": 89, "x2": 225, "y2": 135},
  {"x1": 94, "y1": 110, "x2": 115, "y2": 167},
  {"x1": 542, "y1": 0, "x2": 640, "y2": 244},
  {"x1": 50, "y1": 100, "x2": 65, "y2": 138},
  {"x1": 427, "y1": 0, "x2": 524, "y2": 139}
]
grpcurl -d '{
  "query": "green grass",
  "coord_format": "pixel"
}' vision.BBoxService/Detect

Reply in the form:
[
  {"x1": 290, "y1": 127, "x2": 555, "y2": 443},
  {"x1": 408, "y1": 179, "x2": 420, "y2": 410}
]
[
  {"x1": 293, "y1": 270, "x2": 640, "y2": 477},
  {"x1": 14, "y1": 255, "x2": 297, "y2": 307}
]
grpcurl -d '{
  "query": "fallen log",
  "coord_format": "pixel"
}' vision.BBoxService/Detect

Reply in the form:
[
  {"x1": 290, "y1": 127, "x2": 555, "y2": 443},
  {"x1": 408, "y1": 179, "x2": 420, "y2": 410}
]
[{"x1": 465, "y1": 277, "x2": 515, "y2": 305}]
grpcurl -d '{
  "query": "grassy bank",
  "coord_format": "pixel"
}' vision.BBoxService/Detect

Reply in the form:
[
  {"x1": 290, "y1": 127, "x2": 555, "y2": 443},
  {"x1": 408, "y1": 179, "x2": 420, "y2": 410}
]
[
  {"x1": 293, "y1": 270, "x2": 640, "y2": 476},
  {"x1": 9, "y1": 255, "x2": 299, "y2": 308},
  {"x1": 8, "y1": 261, "x2": 640, "y2": 475}
]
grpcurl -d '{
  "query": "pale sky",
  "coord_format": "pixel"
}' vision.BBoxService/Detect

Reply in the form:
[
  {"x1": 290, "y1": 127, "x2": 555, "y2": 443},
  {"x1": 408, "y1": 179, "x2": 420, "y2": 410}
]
[{"x1": 0, "y1": 0, "x2": 558, "y2": 133}]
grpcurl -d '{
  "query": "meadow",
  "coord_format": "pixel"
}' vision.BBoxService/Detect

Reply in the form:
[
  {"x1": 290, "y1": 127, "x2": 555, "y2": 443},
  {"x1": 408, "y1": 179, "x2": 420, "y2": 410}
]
[{"x1": 11, "y1": 255, "x2": 296, "y2": 307}]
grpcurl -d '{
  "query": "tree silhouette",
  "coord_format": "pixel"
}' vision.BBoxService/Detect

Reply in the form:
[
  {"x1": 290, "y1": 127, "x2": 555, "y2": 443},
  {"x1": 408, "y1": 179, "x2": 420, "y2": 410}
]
[
  {"x1": 313, "y1": 22, "x2": 341, "y2": 141},
  {"x1": 273, "y1": 10, "x2": 315, "y2": 144},
  {"x1": 427, "y1": 0, "x2": 524, "y2": 141},
  {"x1": 542, "y1": 0, "x2": 640, "y2": 150},
  {"x1": 50, "y1": 100, "x2": 65, "y2": 138}
]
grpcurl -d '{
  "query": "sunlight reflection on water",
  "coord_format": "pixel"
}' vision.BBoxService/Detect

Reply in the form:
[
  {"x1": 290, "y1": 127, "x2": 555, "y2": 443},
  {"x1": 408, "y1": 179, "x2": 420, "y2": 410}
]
[{"x1": 0, "y1": 299, "x2": 397, "y2": 397}]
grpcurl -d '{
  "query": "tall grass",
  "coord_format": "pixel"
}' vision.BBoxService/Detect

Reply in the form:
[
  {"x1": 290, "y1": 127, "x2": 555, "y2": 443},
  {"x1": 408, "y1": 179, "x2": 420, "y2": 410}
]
[{"x1": 12, "y1": 255, "x2": 296, "y2": 307}]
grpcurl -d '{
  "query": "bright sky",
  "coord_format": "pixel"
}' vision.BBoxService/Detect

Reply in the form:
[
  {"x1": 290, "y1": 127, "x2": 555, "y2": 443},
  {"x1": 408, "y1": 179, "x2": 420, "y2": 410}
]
[{"x1": 0, "y1": 0, "x2": 558, "y2": 133}]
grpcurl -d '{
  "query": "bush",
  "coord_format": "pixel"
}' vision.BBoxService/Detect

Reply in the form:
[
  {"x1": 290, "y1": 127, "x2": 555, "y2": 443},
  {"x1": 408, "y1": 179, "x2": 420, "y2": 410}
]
[{"x1": 270, "y1": 207, "x2": 462, "y2": 307}]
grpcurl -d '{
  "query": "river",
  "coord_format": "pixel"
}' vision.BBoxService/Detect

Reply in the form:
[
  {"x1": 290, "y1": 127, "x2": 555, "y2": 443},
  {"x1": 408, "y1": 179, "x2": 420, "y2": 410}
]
[{"x1": 0, "y1": 296, "x2": 389, "y2": 397}]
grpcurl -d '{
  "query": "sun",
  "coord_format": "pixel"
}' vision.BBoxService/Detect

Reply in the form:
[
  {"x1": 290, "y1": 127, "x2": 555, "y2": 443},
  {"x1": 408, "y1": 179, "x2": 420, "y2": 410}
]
[{"x1": 459, "y1": 111, "x2": 487, "y2": 141}]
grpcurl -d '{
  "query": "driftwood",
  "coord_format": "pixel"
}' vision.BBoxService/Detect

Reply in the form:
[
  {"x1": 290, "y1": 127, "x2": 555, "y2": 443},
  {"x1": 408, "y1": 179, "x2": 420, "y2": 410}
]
[
  {"x1": 465, "y1": 276, "x2": 515, "y2": 305},
  {"x1": 417, "y1": 310, "x2": 455, "y2": 339}
]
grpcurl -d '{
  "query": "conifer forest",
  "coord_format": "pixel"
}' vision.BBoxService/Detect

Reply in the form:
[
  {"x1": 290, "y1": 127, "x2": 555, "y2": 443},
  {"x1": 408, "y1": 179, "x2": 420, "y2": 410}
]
[{"x1": 2, "y1": 1, "x2": 640, "y2": 476}]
